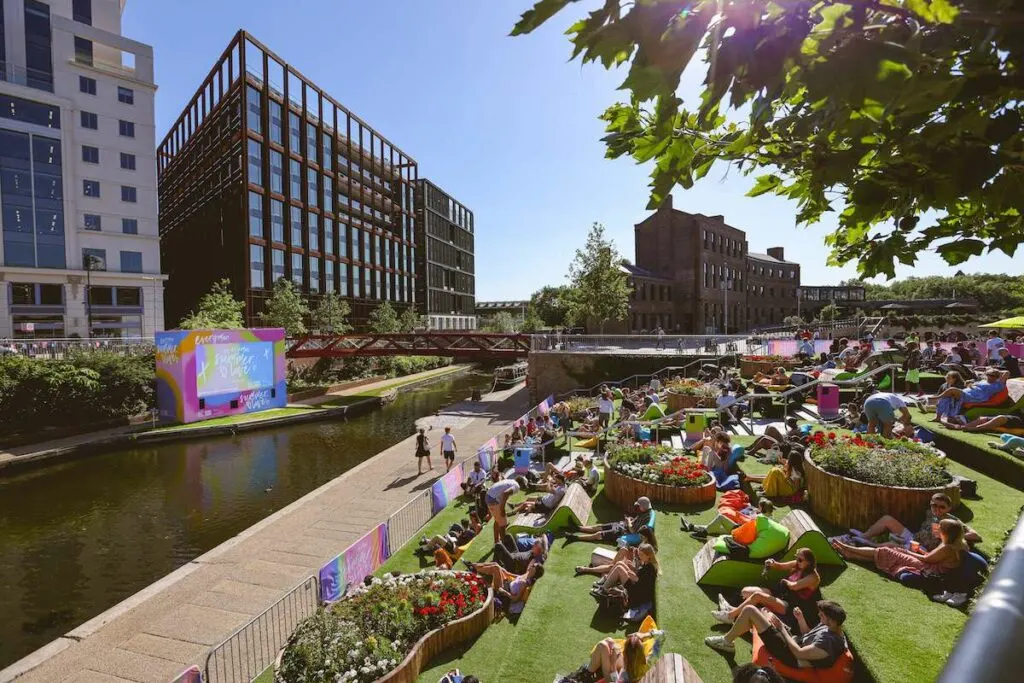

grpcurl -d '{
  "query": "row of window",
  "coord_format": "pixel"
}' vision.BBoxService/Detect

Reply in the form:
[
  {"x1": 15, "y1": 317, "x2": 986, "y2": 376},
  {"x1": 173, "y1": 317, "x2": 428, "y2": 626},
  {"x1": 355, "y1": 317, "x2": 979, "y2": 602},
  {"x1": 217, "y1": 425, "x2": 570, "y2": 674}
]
[
  {"x1": 1, "y1": 129, "x2": 65, "y2": 269},
  {"x1": 82, "y1": 214, "x2": 138, "y2": 234},
  {"x1": 81, "y1": 180, "x2": 137, "y2": 202},
  {"x1": 249, "y1": 245, "x2": 415, "y2": 302},
  {"x1": 80, "y1": 111, "x2": 135, "y2": 138},
  {"x1": 81, "y1": 145, "x2": 136, "y2": 170},
  {"x1": 702, "y1": 229, "x2": 745, "y2": 257},
  {"x1": 8, "y1": 281, "x2": 144, "y2": 309},
  {"x1": 747, "y1": 262, "x2": 797, "y2": 279},
  {"x1": 81, "y1": 247, "x2": 143, "y2": 273},
  {"x1": 78, "y1": 75, "x2": 134, "y2": 105},
  {"x1": 0, "y1": 93, "x2": 60, "y2": 129}
]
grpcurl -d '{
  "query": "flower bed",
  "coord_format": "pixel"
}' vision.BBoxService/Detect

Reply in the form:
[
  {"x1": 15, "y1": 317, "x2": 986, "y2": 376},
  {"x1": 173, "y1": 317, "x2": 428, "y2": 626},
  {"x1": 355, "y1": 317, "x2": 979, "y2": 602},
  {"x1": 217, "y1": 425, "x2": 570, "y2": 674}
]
[
  {"x1": 605, "y1": 443, "x2": 716, "y2": 508},
  {"x1": 276, "y1": 572, "x2": 493, "y2": 683},
  {"x1": 665, "y1": 380, "x2": 718, "y2": 412},
  {"x1": 805, "y1": 432, "x2": 960, "y2": 529}
]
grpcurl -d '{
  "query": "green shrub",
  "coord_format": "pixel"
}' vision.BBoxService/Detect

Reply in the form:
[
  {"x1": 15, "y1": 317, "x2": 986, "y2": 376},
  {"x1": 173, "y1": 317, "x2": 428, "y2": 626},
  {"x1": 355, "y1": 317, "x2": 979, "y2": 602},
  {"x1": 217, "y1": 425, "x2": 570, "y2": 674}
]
[{"x1": 809, "y1": 432, "x2": 952, "y2": 488}]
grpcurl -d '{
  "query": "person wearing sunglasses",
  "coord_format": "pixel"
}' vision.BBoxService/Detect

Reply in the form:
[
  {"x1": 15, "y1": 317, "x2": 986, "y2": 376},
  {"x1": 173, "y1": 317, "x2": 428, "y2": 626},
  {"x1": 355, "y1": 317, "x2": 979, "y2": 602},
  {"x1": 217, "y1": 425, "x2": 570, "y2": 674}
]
[
  {"x1": 711, "y1": 548, "x2": 821, "y2": 629},
  {"x1": 833, "y1": 493, "x2": 980, "y2": 550}
]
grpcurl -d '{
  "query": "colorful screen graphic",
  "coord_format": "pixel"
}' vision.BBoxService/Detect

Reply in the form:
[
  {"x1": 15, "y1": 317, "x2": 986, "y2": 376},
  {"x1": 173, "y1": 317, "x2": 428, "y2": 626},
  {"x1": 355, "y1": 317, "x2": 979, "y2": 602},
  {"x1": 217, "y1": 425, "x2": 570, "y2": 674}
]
[{"x1": 195, "y1": 342, "x2": 275, "y2": 398}]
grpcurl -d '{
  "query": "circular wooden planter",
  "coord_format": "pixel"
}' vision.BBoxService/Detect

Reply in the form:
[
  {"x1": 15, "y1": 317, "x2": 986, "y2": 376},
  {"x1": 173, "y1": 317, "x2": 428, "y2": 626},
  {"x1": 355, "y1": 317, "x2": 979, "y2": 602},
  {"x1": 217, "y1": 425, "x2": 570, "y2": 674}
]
[
  {"x1": 666, "y1": 390, "x2": 714, "y2": 412},
  {"x1": 275, "y1": 581, "x2": 494, "y2": 683},
  {"x1": 605, "y1": 465, "x2": 717, "y2": 509},
  {"x1": 741, "y1": 359, "x2": 798, "y2": 377},
  {"x1": 803, "y1": 451, "x2": 960, "y2": 530}
]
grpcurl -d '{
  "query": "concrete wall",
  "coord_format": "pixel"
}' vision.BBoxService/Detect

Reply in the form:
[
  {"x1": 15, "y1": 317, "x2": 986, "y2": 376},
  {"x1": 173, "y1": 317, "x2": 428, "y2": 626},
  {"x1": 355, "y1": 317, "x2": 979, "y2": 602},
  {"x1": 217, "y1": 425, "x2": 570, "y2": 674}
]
[{"x1": 527, "y1": 352, "x2": 719, "y2": 403}]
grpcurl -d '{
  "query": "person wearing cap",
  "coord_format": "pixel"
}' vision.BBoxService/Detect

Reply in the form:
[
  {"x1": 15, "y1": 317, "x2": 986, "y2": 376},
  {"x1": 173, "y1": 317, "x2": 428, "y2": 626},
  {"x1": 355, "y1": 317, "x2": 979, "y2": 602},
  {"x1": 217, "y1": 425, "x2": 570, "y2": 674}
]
[
  {"x1": 566, "y1": 497, "x2": 653, "y2": 544},
  {"x1": 933, "y1": 367, "x2": 1009, "y2": 407}
]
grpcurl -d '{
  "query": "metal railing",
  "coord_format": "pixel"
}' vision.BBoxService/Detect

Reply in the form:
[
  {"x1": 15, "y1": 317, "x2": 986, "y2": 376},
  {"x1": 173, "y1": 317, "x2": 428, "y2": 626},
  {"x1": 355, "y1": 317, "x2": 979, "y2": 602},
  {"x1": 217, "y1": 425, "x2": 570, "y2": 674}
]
[
  {"x1": 0, "y1": 60, "x2": 55, "y2": 91},
  {"x1": 0, "y1": 337, "x2": 154, "y2": 359},
  {"x1": 555, "y1": 358, "x2": 714, "y2": 401},
  {"x1": 203, "y1": 575, "x2": 319, "y2": 683},
  {"x1": 386, "y1": 490, "x2": 433, "y2": 555},
  {"x1": 530, "y1": 334, "x2": 752, "y2": 354}
]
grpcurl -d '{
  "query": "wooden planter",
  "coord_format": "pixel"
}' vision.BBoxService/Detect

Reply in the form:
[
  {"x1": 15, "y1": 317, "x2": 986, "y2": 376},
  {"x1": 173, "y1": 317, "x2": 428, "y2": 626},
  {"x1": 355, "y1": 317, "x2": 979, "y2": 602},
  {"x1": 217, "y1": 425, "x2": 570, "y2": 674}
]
[
  {"x1": 605, "y1": 466, "x2": 717, "y2": 509},
  {"x1": 740, "y1": 359, "x2": 798, "y2": 378},
  {"x1": 803, "y1": 451, "x2": 960, "y2": 530},
  {"x1": 666, "y1": 390, "x2": 708, "y2": 412},
  {"x1": 276, "y1": 582, "x2": 494, "y2": 683}
]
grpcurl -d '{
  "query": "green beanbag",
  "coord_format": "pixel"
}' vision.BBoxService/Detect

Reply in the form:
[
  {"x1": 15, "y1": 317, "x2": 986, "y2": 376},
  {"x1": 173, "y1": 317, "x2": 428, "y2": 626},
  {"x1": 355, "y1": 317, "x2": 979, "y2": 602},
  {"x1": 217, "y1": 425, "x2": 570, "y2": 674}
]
[
  {"x1": 712, "y1": 516, "x2": 790, "y2": 559},
  {"x1": 611, "y1": 387, "x2": 623, "y2": 399},
  {"x1": 642, "y1": 403, "x2": 667, "y2": 421}
]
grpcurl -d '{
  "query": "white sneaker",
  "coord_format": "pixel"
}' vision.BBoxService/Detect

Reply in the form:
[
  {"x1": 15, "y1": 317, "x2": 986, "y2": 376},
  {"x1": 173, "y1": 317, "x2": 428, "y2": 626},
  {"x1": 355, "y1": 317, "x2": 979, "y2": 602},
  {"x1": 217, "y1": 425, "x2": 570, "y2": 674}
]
[
  {"x1": 945, "y1": 592, "x2": 968, "y2": 608},
  {"x1": 705, "y1": 635, "x2": 735, "y2": 652},
  {"x1": 930, "y1": 591, "x2": 953, "y2": 603},
  {"x1": 711, "y1": 609, "x2": 734, "y2": 624},
  {"x1": 717, "y1": 593, "x2": 732, "y2": 611}
]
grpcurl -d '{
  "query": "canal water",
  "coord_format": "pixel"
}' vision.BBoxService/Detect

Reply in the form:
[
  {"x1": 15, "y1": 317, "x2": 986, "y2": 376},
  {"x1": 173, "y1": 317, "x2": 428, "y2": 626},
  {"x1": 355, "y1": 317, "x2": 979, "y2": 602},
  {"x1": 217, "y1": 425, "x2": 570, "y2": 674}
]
[{"x1": 0, "y1": 371, "x2": 493, "y2": 670}]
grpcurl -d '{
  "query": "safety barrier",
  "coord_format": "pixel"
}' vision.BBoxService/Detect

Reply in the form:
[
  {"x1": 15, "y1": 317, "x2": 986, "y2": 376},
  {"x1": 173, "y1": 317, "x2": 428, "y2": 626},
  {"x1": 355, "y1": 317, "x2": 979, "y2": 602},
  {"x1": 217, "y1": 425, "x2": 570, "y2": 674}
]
[
  {"x1": 0, "y1": 336, "x2": 154, "y2": 359},
  {"x1": 386, "y1": 490, "x2": 433, "y2": 555},
  {"x1": 203, "y1": 575, "x2": 319, "y2": 683},
  {"x1": 530, "y1": 333, "x2": 750, "y2": 354}
]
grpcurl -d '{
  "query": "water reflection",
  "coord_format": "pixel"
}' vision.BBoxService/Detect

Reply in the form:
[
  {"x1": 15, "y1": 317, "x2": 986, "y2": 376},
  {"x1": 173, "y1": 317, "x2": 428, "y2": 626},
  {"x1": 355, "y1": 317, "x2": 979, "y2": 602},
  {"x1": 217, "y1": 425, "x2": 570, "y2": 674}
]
[{"x1": 0, "y1": 372, "x2": 491, "y2": 669}]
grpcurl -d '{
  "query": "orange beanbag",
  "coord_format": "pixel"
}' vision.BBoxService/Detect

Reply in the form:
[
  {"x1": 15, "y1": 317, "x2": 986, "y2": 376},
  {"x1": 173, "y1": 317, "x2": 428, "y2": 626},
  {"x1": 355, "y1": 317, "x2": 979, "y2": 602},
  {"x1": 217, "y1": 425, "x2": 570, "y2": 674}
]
[
  {"x1": 965, "y1": 388, "x2": 1010, "y2": 409},
  {"x1": 719, "y1": 490, "x2": 752, "y2": 525},
  {"x1": 752, "y1": 630, "x2": 854, "y2": 683},
  {"x1": 732, "y1": 518, "x2": 758, "y2": 545}
]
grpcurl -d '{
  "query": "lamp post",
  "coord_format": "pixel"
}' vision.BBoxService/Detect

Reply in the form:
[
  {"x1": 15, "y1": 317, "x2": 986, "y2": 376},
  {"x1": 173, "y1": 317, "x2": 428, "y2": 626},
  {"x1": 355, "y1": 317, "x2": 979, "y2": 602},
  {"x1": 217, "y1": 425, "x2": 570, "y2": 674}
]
[
  {"x1": 721, "y1": 275, "x2": 731, "y2": 334},
  {"x1": 82, "y1": 254, "x2": 99, "y2": 340}
]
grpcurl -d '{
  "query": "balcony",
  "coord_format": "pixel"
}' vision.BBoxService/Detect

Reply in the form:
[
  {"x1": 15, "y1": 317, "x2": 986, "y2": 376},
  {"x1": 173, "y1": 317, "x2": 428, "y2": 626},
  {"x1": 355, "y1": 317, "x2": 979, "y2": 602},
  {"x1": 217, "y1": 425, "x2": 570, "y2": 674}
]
[{"x1": 0, "y1": 61, "x2": 54, "y2": 92}]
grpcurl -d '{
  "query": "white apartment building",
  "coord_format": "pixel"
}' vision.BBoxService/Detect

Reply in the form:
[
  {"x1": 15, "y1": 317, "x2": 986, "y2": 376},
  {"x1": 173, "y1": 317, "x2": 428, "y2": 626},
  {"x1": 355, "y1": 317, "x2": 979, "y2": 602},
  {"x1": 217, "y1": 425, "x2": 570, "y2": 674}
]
[{"x1": 0, "y1": 0, "x2": 164, "y2": 339}]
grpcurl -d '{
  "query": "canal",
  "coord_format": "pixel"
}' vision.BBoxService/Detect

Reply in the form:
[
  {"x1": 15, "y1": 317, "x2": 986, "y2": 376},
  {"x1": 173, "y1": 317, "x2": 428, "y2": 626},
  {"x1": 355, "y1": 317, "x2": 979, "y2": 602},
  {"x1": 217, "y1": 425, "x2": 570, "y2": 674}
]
[{"x1": 0, "y1": 371, "x2": 493, "y2": 670}]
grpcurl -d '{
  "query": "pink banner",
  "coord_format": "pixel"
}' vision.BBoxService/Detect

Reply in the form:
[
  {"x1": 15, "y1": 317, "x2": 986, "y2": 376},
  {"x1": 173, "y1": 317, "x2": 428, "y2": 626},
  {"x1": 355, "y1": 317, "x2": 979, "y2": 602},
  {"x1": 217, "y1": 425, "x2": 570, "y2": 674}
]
[{"x1": 319, "y1": 523, "x2": 390, "y2": 602}]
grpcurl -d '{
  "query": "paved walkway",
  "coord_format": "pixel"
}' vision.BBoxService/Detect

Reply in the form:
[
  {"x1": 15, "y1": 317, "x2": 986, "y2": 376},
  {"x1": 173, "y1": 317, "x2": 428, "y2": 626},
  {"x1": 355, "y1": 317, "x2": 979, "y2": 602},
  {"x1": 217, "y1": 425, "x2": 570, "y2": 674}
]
[
  {"x1": 293, "y1": 363, "x2": 476, "y2": 407},
  {"x1": 1, "y1": 385, "x2": 528, "y2": 683}
]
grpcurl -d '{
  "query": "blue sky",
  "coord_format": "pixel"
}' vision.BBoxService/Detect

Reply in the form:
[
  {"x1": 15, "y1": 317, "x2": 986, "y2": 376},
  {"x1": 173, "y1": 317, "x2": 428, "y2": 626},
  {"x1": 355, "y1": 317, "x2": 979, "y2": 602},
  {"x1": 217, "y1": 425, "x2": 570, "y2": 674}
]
[{"x1": 124, "y1": 0, "x2": 1020, "y2": 301}]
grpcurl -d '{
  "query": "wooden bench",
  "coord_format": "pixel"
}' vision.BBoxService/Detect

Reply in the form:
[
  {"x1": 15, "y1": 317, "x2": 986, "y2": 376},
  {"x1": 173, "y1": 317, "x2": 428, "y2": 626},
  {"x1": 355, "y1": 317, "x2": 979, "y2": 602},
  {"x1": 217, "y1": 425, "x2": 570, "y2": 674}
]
[
  {"x1": 507, "y1": 482, "x2": 592, "y2": 534},
  {"x1": 693, "y1": 509, "x2": 845, "y2": 587},
  {"x1": 640, "y1": 653, "x2": 704, "y2": 682}
]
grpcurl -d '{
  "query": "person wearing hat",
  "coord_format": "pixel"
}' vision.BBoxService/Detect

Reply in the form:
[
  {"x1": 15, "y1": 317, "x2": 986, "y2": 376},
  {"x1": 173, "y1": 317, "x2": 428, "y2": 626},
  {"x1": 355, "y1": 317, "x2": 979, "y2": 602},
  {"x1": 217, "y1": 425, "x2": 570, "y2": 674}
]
[
  {"x1": 566, "y1": 497, "x2": 653, "y2": 544},
  {"x1": 997, "y1": 347, "x2": 1021, "y2": 378}
]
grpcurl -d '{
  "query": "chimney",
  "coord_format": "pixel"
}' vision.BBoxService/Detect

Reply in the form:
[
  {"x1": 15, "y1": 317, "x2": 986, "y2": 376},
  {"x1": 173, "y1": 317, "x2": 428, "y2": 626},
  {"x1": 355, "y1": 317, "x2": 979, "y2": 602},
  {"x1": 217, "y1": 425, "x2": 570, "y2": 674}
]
[
  {"x1": 767, "y1": 247, "x2": 785, "y2": 261},
  {"x1": 659, "y1": 194, "x2": 674, "y2": 212}
]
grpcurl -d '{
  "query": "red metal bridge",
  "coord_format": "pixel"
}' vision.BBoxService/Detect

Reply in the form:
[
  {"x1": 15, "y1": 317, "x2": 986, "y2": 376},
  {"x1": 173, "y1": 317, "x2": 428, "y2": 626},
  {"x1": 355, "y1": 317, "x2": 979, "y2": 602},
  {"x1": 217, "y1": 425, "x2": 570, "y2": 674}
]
[{"x1": 285, "y1": 332, "x2": 532, "y2": 359}]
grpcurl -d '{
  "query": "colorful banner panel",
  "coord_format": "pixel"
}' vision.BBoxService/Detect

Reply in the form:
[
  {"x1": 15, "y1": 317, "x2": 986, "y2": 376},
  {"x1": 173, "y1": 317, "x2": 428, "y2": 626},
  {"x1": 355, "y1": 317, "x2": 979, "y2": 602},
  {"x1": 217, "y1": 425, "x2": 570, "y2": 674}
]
[
  {"x1": 319, "y1": 523, "x2": 390, "y2": 603},
  {"x1": 430, "y1": 462, "x2": 466, "y2": 515},
  {"x1": 155, "y1": 328, "x2": 287, "y2": 425}
]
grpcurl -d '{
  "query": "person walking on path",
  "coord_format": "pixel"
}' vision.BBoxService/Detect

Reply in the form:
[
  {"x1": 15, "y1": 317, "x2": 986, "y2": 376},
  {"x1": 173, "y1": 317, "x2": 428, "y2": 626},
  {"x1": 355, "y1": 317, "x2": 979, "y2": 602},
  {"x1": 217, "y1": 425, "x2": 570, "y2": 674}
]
[
  {"x1": 415, "y1": 427, "x2": 433, "y2": 475},
  {"x1": 440, "y1": 426, "x2": 458, "y2": 472}
]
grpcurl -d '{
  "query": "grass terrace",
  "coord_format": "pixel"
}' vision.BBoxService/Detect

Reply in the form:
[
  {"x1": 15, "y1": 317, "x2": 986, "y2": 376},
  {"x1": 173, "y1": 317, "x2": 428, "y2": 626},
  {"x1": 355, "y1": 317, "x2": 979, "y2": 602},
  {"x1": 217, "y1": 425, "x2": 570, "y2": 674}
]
[{"x1": 363, "y1": 428, "x2": 1021, "y2": 683}]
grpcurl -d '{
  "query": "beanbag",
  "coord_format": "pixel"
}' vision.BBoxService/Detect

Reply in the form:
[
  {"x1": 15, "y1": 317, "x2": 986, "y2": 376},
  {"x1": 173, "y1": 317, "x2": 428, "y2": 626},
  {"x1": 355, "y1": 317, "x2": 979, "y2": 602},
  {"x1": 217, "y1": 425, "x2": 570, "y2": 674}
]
[
  {"x1": 576, "y1": 436, "x2": 599, "y2": 449},
  {"x1": 714, "y1": 516, "x2": 790, "y2": 558},
  {"x1": 752, "y1": 629, "x2": 854, "y2": 683},
  {"x1": 642, "y1": 403, "x2": 667, "y2": 421},
  {"x1": 611, "y1": 387, "x2": 623, "y2": 399},
  {"x1": 718, "y1": 490, "x2": 751, "y2": 525},
  {"x1": 965, "y1": 387, "x2": 1010, "y2": 409}
]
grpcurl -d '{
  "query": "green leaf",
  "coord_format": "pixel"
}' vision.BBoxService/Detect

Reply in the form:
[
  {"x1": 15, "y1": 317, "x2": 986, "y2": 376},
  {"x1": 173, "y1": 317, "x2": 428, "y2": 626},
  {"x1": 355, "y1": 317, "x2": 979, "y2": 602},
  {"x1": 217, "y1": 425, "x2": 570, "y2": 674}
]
[
  {"x1": 511, "y1": 0, "x2": 579, "y2": 36},
  {"x1": 747, "y1": 174, "x2": 783, "y2": 197},
  {"x1": 936, "y1": 239, "x2": 986, "y2": 265}
]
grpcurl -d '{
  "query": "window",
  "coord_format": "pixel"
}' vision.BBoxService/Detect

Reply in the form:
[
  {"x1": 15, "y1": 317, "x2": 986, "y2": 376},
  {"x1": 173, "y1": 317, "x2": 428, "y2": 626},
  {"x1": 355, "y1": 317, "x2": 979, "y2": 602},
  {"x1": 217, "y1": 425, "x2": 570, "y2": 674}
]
[
  {"x1": 272, "y1": 249, "x2": 285, "y2": 281},
  {"x1": 269, "y1": 100, "x2": 283, "y2": 144},
  {"x1": 81, "y1": 145, "x2": 99, "y2": 163},
  {"x1": 122, "y1": 218, "x2": 138, "y2": 234},
  {"x1": 289, "y1": 159, "x2": 301, "y2": 197},
  {"x1": 116, "y1": 287, "x2": 141, "y2": 306},
  {"x1": 291, "y1": 253, "x2": 303, "y2": 286},
  {"x1": 72, "y1": 0, "x2": 92, "y2": 24},
  {"x1": 119, "y1": 250, "x2": 142, "y2": 273},
  {"x1": 288, "y1": 112, "x2": 301, "y2": 151},
  {"x1": 246, "y1": 86, "x2": 260, "y2": 133},
  {"x1": 83, "y1": 213, "x2": 101, "y2": 231},
  {"x1": 306, "y1": 168, "x2": 318, "y2": 207},
  {"x1": 308, "y1": 212, "x2": 319, "y2": 252},
  {"x1": 305, "y1": 122, "x2": 317, "y2": 160},
  {"x1": 79, "y1": 76, "x2": 96, "y2": 95},
  {"x1": 309, "y1": 258, "x2": 320, "y2": 293},
  {"x1": 270, "y1": 200, "x2": 284, "y2": 241},
  {"x1": 324, "y1": 260, "x2": 334, "y2": 293},
  {"x1": 118, "y1": 120, "x2": 134, "y2": 137},
  {"x1": 120, "y1": 152, "x2": 136, "y2": 170},
  {"x1": 247, "y1": 139, "x2": 262, "y2": 186},
  {"x1": 117, "y1": 86, "x2": 134, "y2": 105},
  {"x1": 88, "y1": 285, "x2": 113, "y2": 305},
  {"x1": 120, "y1": 185, "x2": 137, "y2": 202},
  {"x1": 80, "y1": 111, "x2": 97, "y2": 129},
  {"x1": 290, "y1": 205, "x2": 302, "y2": 246},
  {"x1": 82, "y1": 247, "x2": 106, "y2": 270},
  {"x1": 24, "y1": 1, "x2": 54, "y2": 91},
  {"x1": 352, "y1": 264, "x2": 361, "y2": 297},
  {"x1": 323, "y1": 176, "x2": 333, "y2": 213},
  {"x1": 269, "y1": 150, "x2": 283, "y2": 193},
  {"x1": 339, "y1": 262, "x2": 348, "y2": 296},
  {"x1": 250, "y1": 244, "x2": 265, "y2": 289},
  {"x1": 0, "y1": 95, "x2": 60, "y2": 128},
  {"x1": 324, "y1": 218, "x2": 334, "y2": 255},
  {"x1": 82, "y1": 179, "x2": 100, "y2": 197},
  {"x1": 248, "y1": 191, "x2": 263, "y2": 237},
  {"x1": 338, "y1": 224, "x2": 347, "y2": 258},
  {"x1": 351, "y1": 227, "x2": 360, "y2": 260},
  {"x1": 321, "y1": 133, "x2": 332, "y2": 170}
]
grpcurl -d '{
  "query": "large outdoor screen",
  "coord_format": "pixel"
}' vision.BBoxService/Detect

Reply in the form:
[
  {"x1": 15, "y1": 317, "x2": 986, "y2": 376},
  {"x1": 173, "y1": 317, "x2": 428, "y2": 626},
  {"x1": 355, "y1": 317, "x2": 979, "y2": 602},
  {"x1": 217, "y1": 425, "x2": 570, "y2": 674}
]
[{"x1": 195, "y1": 341, "x2": 276, "y2": 398}]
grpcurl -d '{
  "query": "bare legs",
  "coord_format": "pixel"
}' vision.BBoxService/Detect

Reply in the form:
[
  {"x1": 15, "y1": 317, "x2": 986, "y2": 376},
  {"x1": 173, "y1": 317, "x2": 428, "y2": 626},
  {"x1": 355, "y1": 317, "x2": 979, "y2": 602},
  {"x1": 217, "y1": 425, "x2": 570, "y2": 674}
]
[
  {"x1": 855, "y1": 514, "x2": 907, "y2": 540},
  {"x1": 723, "y1": 587, "x2": 787, "y2": 621},
  {"x1": 588, "y1": 639, "x2": 624, "y2": 678},
  {"x1": 471, "y1": 562, "x2": 507, "y2": 592},
  {"x1": 832, "y1": 541, "x2": 879, "y2": 563},
  {"x1": 721, "y1": 605, "x2": 772, "y2": 644},
  {"x1": 959, "y1": 415, "x2": 1010, "y2": 432}
]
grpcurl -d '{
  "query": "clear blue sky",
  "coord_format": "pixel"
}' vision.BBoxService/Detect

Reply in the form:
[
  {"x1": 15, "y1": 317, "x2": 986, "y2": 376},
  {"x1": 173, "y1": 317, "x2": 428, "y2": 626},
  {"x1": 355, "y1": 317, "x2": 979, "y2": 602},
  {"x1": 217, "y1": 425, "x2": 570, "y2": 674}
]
[{"x1": 124, "y1": 0, "x2": 1021, "y2": 301}]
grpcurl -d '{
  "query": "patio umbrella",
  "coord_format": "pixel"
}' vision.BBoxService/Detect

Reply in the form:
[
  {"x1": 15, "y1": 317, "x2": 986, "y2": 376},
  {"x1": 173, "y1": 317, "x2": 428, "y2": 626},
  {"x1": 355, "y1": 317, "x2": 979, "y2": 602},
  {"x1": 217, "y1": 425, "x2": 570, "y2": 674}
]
[
  {"x1": 879, "y1": 303, "x2": 910, "y2": 310},
  {"x1": 945, "y1": 302, "x2": 975, "y2": 309},
  {"x1": 979, "y1": 316, "x2": 1024, "y2": 328}
]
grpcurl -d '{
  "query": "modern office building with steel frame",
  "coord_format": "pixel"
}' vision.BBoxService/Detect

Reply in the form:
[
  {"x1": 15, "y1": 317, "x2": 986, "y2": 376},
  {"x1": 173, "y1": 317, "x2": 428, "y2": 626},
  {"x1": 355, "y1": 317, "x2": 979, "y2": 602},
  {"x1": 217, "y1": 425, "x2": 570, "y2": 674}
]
[
  {"x1": 414, "y1": 178, "x2": 475, "y2": 330},
  {"x1": 157, "y1": 30, "x2": 419, "y2": 328}
]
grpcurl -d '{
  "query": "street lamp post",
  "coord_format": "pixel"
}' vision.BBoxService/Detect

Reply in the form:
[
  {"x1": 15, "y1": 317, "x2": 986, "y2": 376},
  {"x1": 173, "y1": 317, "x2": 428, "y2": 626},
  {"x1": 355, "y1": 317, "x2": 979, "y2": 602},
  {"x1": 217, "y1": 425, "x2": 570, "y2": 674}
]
[
  {"x1": 721, "y1": 275, "x2": 731, "y2": 334},
  {"x1": 82, "y1": 254, "x2": 95, "y2": 340}
]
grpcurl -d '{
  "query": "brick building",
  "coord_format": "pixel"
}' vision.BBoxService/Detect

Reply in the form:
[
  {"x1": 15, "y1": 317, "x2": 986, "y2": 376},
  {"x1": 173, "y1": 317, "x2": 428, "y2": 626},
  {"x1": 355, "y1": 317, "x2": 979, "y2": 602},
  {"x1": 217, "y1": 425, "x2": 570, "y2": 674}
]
[{"x1": 623, "y1": 196, "x2": 801, "y2": 333}]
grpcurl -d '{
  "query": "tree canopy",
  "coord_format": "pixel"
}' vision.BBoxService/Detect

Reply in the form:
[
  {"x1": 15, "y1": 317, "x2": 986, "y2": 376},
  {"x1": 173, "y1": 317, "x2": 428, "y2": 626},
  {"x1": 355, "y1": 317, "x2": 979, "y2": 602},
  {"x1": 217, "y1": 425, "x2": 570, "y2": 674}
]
[
  {"x1": 512, "y1": 0, "x2": 1024, "y2": 279},
  {"x1": 528, "y1": 284, "x2": 575, "y2": 328},
  {"x1": 399, "y1": 308, "x2": 421, "y2": 333},
  {"x1": 178, "y1": 279, "x2": 245, "y2": 330},
  {"x1": 566, "y1": 222, "x2": 632, "y2": 331},
  {"x1": 845, "y1": 273, "x2": 1024, "y2": 312},
  {"x1": 481, "y1": 311, "x2": 520, "y2": 333},
  {"x1": 312, "y1": 292, "x2": 352, "y2": 334},
  {"x1": 261, "y1": 278, "x2": 310, "y2": 336},
  {"x1": 368, "y1": 302, "x2": 401, "y2": 334}
]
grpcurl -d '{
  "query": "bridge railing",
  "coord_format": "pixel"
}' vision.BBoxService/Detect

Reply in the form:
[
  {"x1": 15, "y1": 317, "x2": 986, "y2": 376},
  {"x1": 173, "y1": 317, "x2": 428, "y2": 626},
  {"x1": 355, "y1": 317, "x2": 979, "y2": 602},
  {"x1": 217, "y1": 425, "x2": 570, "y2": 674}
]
[
  {"x1": 0, "y1": 336, "x2": 154, "y2": 359},
  {"x1": 530, "y1": 334, "x2": 756, "y2": 355}
]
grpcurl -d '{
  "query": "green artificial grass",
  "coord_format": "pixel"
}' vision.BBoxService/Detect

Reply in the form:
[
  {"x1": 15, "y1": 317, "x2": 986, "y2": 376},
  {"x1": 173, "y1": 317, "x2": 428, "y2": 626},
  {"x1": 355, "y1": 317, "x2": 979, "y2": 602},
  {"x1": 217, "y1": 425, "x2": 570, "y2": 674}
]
[
  {"x1": 149, "y1": 406, "x2": 320, "y2": 432},
  {"x1": 910, "y1": 414, "x2": 1024, "y2": 488}
]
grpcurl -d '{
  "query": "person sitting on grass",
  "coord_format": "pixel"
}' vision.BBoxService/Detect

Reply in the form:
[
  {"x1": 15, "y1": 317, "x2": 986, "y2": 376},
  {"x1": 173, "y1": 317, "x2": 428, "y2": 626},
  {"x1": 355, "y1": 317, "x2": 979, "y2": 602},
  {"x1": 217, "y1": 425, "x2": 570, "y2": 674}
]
[
  {"x1": 573, "y1": 527, "x2": 657, "y2": 578},
  {"x1": 417, "y1": 513, "x2": 482, "y2": 556},
  {"x1": 591, "y1": 543, "x2": 660, "y2": 608},
  {"x1": 682, "y1": 499, "x2": 773, "y2": 540},
  {"x1": 770, "y1": 367, "x2": 790, "y2": 386},
  {"x1": 746, "y1": 418, "x2": 802, "y2": 458},
  {"x1": 757, "y1": 446, "x2": 806, "y2": 498},
  {"x1": 834, "y1": 492, "x2": 981, "y2": 549},
  {"x1": 932, "y1": 367, "x2": 1010, "y2": 409},
  {"x1": 711, "y1": 549, "x2": 821, "y2": 628},
  {"x1": 986, "y1": 431, "x2": 1024, "y2": 459},
  {"x1": 461, "y1": 461, "x2": 488, "y2": 497},
  {"x1": 476, "y1": 532, "x2": 548, "y2": 574},
  {"x1": 469, "y1": 559, "x2": 544, "y2": 615},
  {"x1": 949, "y1": 412, "x2": 1024, "y2": 434},
  {"x1": 511, "y1": 476, "x2": 566, "y2": 515},
  {"x1": 566, "y1": 496, "x2": 653, "y2": 545},
  {"x1": 582, "y1": 626, "x2": 661, "y2": 683},
  {"x1": 706, "y1": 598, "x2": 849, "y2": 671},
  {"x1": 832, "y1": 518, "x2": 967, "y2": 581}
]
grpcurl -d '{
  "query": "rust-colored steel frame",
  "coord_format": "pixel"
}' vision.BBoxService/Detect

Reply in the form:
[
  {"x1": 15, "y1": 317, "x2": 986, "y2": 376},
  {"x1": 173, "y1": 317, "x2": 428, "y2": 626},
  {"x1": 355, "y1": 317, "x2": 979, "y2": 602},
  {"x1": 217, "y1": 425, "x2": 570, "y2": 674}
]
[{"x1": 286, "y1": 332, "x2": 530, "y2": 359}]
